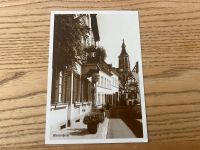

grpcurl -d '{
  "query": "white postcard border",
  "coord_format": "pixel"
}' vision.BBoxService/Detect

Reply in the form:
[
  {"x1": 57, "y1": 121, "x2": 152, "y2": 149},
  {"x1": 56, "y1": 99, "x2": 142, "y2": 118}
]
[{"x1": 45, "y1": 10, "x2": 148, "y2": 144}]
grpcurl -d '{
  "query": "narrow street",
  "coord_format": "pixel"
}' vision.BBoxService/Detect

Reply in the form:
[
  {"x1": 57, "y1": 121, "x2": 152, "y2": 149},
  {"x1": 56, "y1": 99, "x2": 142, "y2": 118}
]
[
  {"x1": 106, "y1": 106, "x2": 143, "y2": 138},
  {"x1": 106, "y1": 118, "x2": 136, "y2": 138}
]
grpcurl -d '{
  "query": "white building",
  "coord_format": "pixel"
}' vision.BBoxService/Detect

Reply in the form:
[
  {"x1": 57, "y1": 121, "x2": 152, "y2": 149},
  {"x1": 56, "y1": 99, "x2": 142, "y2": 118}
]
[
  {"x1": 50, "y1": 62, "x2": 93, "y2": 130},
  {"x1": 95, "y1": 65, "x2": 119, "y2": 107}
]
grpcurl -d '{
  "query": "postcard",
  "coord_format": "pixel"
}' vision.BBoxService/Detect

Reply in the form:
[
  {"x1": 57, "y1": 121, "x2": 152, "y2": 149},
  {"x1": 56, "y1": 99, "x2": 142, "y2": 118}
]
[{"x1": 45, "y1": 11, "x2": 148, "y2": 144}]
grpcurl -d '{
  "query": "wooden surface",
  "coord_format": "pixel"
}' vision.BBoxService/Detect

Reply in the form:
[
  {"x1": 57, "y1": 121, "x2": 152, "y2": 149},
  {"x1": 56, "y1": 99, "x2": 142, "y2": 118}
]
[{"x1": 0, "y1": 0, "x2": 200, "y2": 149}]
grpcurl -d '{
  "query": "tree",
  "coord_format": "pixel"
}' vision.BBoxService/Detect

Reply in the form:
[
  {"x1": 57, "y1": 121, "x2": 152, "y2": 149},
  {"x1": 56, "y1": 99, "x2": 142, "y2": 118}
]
[
  {"x1": 96, "y1": 47, "x2": 107, "y2": 61},
  {"x1": 84, "y1": 45, "x2": 107, "y2": 63},
  {"x1": 53, "y1": 14, "x2": 90, "y2": 70}
]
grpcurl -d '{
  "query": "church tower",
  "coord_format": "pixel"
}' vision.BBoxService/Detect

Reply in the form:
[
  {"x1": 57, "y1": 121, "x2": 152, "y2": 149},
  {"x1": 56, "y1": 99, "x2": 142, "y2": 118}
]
[{"x1": 118, "y1": 39, "x2": 131, "y2": 86}]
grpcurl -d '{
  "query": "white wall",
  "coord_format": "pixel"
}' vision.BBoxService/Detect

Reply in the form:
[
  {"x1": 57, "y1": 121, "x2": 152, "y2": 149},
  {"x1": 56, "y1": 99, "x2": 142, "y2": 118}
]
[
  {"x1": 50, "y1": 103, "x2": 92, "y2": 129},
  {"x1": 69, "y1": 103, "x2": 92, "y2": 124},
  {"x1": 49, "y1": 105, "x2": 68, "y2": 130}
]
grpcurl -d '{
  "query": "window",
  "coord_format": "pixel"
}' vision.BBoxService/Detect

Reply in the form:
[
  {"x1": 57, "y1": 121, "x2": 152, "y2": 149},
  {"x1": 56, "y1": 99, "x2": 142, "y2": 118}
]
[
  {"x1": 99, "y1": 93, "x2": 102, "y2": 105},
  {"x1": 73, "y1": 73, "x2": 79, "y2": 102},
  {"x1": 102, "y1": 93, "x2": 105, "y2": 105},
  {"x1": 101, "y1": 76, "x2": 103, "y2": 86},
  {"x1": 98, "y1": 76, "x2": 100, "y2": 85},
  {"x1": 105, "y1": 78, "x2": 106, "y2": 88},
  {"x1": 65, "y1": 71, "x2": 71, "y2": 103},
  {"x1": 58, "y1": 71, "x2": 63, "y2": 103},
  {"x1": 101, "y1": 93, "x2": 104, "y2": 105},
  {"x1": 83, "y1": 78, "x2": 88, "y2": 102},
  {"x1": 98, "y1": 93, "x2": 100, "y2": 105}
]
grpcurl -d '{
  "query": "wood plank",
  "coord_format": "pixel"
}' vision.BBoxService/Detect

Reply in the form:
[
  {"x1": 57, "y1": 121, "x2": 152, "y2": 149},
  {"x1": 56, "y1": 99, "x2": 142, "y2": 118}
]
[{"x1": 0, "y1": 0, "x2": 200, "y2": 149}]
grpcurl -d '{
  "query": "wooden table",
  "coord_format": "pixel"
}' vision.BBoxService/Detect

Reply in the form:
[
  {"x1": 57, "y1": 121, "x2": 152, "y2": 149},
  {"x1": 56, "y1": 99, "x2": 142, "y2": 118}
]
[{"x1": 0, "y1": 0, "x2": 200, "y2": 149}]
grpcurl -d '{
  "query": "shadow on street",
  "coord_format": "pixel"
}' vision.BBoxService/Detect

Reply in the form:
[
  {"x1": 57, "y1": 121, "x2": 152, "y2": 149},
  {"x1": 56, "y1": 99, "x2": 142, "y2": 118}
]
[
  {"x1": 68, "y1": 128, "x2": 90, "y2": 136},
  {"x1": 108, "y1": 106, "x2": 143, "y2": 138}
]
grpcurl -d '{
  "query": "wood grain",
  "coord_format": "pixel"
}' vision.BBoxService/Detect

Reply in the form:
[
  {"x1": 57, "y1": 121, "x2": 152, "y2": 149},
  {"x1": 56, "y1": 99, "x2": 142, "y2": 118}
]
[{"x1": 0, "y1": 0, "x2": 200, "y2": 149}]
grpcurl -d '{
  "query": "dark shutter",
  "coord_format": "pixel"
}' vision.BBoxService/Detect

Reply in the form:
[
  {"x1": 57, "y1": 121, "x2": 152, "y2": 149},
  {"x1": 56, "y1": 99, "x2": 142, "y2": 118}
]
[
  {"x1": 61, "y1": 70, "x2": 65, "y2": 103},
  {"x1": 65, "y1": 71, "x2": 71, "y2": 103},
  {"x1": 73, "y1": 72, "x2": 78, "y2": 102}
]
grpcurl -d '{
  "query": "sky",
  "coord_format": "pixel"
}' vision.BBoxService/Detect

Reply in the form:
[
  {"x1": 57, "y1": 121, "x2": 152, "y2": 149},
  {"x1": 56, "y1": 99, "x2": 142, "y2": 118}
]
[{"x1": 96, "y1": 12, "x2": 142, "y2": 70}]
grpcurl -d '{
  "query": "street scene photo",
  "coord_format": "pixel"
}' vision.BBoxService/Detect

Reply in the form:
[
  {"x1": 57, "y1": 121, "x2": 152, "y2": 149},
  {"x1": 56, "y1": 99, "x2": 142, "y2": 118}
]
[{"x1": 45, "y1": 11, "x2": 147, "y2": 144}]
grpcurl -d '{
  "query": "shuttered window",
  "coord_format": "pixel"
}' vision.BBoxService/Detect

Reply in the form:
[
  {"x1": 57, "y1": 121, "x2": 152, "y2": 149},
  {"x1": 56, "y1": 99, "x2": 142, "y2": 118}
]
[
  {"x1": 73, "y1": 72, "x2": 79, "y2": 102},
  {"x1": 64, "y1": 71, "x2": 71, "y2": 103}
]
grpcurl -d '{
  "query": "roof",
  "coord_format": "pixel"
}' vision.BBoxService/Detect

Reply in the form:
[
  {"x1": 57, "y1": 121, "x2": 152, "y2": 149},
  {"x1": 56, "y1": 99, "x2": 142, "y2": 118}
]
[
  {"x1": 98, "y1": 61, "x2": 112, "y2": 76},
  {"x1": 111, "y1": 67, "x2": 119, "y2": 76}
]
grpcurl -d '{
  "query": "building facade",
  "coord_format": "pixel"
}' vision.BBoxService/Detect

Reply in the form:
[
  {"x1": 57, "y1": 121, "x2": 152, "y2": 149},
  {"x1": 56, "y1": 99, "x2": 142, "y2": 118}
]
[
  {"x1": 95, "y1": 64, "x2": 119, "y2": 107},
  {"x1": 50, "y1": 14, "x2": 120, "y2": 131},
  {"x1": 124, "y1": 62, "x2": 140, "y2": 106},
  {"x1": 50, "y1": 14, "x2": 100, "y2": 130}
]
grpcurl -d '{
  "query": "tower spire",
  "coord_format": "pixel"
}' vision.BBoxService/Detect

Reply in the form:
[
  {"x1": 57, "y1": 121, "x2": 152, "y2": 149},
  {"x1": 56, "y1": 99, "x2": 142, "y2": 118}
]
[
  {"x1": 120, "y1": 39, "x2": 127, "y2": 55},
  {"x1": 118, "y1": 39, "x2": 130, "y2": 85},
  {"x1": 122, "y1": 39, "x2": 125, "y2": 49}
]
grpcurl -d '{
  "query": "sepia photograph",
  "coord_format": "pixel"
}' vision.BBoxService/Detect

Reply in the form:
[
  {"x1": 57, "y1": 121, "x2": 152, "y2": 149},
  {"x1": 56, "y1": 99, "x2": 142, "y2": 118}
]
[{"x1": 45, "y1": 11, "x2": 148, "y2": 144}]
